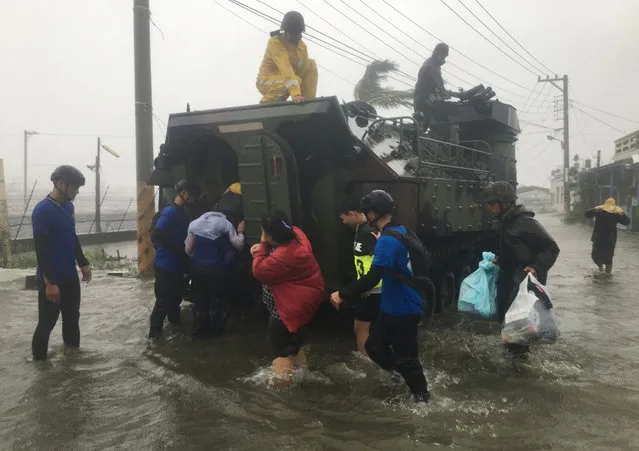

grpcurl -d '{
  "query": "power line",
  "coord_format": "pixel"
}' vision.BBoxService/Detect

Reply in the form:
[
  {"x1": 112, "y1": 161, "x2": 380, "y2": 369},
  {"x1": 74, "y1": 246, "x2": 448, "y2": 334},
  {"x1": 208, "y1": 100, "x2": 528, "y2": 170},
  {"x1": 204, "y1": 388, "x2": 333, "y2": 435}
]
[
  {"x1": 440, "y1": 0, "x2": 538, "y2": 76},
  {"x1": 353, "y1": 0, "x2": 537, "y2": 102},
  {"x1": 379, "y1": 0, "x2": 554, "y2": 101},
  {"x1": 572, "y1": 106, "x2": 627, "y2": 135},
  {"x1": 214, "y1": 0, "x2": 356, "y2": 86},
  {"x1": 474, "y1": 0, "x2": 554, "y2": 74},
  {"x1": 454, "y1": 0, "x2": 545, "y2": 74},
  {"x1": 571, "y1": 100, "x2": 639, "y2": 125}
]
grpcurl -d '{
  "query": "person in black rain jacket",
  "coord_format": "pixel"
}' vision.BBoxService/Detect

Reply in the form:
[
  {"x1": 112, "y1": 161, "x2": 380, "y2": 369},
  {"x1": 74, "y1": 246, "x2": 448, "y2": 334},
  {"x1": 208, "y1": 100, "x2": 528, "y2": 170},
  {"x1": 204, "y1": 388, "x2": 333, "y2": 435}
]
[
  {"x1": 482, "y1": 181, "x2": 560, "y2": 356},
  {"x1": 584, "y1": 197, "x2": 630, "y2": 273}
]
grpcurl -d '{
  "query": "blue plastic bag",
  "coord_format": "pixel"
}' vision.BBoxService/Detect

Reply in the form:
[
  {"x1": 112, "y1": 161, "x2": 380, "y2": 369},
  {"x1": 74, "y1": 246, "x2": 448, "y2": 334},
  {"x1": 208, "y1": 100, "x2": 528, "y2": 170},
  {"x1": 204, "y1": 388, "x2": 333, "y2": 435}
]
[{"x1": 457, "y1": 251, "x2": 499, "y2": 319}]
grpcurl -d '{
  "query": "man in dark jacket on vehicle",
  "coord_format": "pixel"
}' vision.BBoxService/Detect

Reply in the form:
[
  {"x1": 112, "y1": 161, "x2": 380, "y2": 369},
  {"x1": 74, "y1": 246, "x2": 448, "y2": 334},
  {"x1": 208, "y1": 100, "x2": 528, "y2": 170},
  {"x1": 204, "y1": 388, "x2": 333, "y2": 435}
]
[
  {"x1": 482, "y1": 181, "x2": 560, "y2": 356},
  {"x1": 414, "y1": 43, "x2": 455, "y2": 130},
  {"x1": 149, "y1": 180, "x2": 200, "y2": 338}
]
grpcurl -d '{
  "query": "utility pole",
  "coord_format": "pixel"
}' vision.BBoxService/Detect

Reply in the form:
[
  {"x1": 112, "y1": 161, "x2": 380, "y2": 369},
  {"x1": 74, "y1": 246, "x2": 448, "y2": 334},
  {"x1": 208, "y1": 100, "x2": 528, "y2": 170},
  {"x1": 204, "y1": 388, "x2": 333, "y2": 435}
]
[
  {"x1": 88, "y1": 138, "x2": 120, "y2": 234},
  {"x1": 95, "y1": 138, "x2": 102, "y2": 233},
  {"x1": 133, "y1": 0, "x2": 156, "y2": 277},
  {"x1": 539, "y1": 75, "x2": 570, "y2": 214},
  {"x1": 596, "y1": 150, "x2": 601, "y2": 168},
  {"x1": 23, "y1": 130, "x2": 38, "y2": 206}
]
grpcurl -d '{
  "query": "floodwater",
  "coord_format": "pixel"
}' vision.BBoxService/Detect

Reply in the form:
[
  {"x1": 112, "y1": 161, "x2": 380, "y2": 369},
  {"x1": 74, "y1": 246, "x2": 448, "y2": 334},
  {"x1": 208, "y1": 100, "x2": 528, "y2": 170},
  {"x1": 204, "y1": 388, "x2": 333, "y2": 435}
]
[{"x1": 1, "y1": 215, "x2": 638, "y2": 450}]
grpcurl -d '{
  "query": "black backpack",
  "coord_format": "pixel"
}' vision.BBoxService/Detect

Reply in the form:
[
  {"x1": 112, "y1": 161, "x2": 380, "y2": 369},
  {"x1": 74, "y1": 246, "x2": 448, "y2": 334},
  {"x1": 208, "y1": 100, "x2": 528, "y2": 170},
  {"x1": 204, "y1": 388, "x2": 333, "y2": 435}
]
[
  {"x1": 149, "y1": 210, "x2": 163, "y2": 246},
  {"x1": 382, "y1": 228, "x2": 432, "y2": 288}
]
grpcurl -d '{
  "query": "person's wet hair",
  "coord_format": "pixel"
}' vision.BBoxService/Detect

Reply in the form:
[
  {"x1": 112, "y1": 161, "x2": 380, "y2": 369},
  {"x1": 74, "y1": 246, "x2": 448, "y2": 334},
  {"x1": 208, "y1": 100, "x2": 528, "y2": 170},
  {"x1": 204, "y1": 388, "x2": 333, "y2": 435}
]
[
  {"x1": 338, "y1": 197, "x2": 362, "y2": 215},
  {"x1": 261, "y1": 210, "x2": 296, "y2": 244}
]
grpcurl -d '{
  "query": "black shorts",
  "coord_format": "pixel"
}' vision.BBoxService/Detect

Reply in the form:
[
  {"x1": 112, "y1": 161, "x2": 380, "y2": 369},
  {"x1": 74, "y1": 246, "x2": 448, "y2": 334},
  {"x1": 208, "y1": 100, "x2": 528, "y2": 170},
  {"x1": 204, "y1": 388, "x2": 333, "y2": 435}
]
[
  {"x1": 267, "y1": 316, "x2": 304, "y2": 358},
  {"x1": 354, "y1": 293, "x2": 381, "y2": 323}
]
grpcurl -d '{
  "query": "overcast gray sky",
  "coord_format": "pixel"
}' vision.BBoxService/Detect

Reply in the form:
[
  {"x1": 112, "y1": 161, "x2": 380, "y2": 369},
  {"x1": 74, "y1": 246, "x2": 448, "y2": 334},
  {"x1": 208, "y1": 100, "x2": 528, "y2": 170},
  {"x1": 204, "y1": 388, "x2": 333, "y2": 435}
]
[{"x1": 1, "y1": 0, "x2": 638, "y2": 197}]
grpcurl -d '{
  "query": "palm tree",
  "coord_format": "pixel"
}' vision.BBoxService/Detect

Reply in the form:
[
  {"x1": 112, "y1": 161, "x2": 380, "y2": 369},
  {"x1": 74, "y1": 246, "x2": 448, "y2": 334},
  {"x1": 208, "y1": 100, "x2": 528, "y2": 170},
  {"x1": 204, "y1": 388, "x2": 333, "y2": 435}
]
[{"x1": 353, "y1": 59, "x2": 414, "y2": 110}]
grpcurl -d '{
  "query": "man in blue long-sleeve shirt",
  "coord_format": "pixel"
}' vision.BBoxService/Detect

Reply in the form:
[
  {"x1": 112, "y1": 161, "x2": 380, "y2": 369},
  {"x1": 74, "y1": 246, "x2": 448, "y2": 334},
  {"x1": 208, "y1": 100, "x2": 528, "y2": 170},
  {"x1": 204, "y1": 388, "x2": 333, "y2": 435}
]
[{"x1": 148, "y1": 180, "x2": 200, "y2": 338}]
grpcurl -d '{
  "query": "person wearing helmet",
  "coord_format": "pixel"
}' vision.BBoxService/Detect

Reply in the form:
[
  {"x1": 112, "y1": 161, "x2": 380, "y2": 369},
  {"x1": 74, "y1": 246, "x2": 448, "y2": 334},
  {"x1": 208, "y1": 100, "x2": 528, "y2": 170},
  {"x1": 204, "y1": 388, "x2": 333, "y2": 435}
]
[
  {"x1": 331, "y1": 190, "x2": 430, "y2": 403},
  {"x1": 149, "y1": 180, "x2": 201, "y2": 338},
  {"x1": 482, "y1": 181, "x2": 560, "y2": 357},
  {"x1": 256, "y1": 11, "x2": 318, "y2": 104},
  {"x1": 414, "y1": 43, "x2": 456, "y2": 130},
  {"x1": 31, "y1": 165, "x2": 91, "y2": 360}
]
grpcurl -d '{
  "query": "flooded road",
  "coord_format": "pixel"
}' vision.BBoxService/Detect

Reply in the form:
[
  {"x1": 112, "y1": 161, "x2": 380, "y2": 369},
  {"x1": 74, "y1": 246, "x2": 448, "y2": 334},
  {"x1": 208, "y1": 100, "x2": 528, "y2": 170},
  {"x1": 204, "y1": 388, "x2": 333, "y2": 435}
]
[{"x1": 1, "y1": 215, "x2": 638, "y2": 450}]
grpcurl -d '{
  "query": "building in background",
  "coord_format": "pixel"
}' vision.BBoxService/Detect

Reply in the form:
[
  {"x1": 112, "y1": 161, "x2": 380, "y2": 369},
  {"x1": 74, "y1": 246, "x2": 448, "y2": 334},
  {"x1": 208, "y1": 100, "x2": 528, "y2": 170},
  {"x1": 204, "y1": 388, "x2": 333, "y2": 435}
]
[
  {"x1": 549, "y1": 169, "x2": 565, "y2": 213},
  {"x1": 517, "y1": 185, "x2": 551, "y2": 214},
  {"x1": 612, "y1": 130, "x2": 639, "y2": 163}
]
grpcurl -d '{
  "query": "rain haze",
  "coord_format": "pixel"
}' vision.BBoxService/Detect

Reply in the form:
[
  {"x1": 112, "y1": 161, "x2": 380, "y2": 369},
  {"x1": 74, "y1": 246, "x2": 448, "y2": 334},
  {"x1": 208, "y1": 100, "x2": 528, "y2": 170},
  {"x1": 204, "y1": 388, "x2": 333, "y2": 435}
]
[
  {"x1": 2, "y1": 0, "x2": 639, "y2": 194},
  {"x1": 3, "y1": 2, "x2": 639, "y2": 450}
]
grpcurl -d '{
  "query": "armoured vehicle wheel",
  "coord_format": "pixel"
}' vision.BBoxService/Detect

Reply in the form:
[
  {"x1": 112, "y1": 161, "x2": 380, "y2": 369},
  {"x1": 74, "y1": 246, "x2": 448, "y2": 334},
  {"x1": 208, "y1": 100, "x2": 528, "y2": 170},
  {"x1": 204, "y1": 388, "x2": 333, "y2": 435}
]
[
  {"x1": 438, "y1": 271, "x2": 457, "y2": 312},
  {"x1": 420, "y1": 277, "x2": 437, "y2": 320},
  {"x1": 457, "y1": 264, "x2": 472, "y2": 292}
]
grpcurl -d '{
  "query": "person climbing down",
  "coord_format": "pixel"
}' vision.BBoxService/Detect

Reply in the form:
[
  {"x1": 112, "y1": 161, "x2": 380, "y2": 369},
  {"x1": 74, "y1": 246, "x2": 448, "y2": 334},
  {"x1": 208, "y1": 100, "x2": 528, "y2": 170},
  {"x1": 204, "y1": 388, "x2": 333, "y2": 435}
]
[
  {"x1": 338, "y1": 198, "x2": 381, "y2": 357},
  {"x1": 482, "y1": 181, "x2": 560, "y2": 358},
  {"x1": 331, "y1": 191, "x2": 430, "y2": 403},
  {"x1": 584, "y1": 198, "x2": 629, "y2": 273},
  {"x1": 251, "y1": 211, "x2": 324, "y2": 382},
  {"x1": 185, "y1": 209, "x2": 245, "y2": 338},
  {"x1": 149, "y1": 180, "x2": 200, "y2": 338},
  {"x1": 216, "y1": 181, "x2": 244, "y2": 230},
  {"x1": 256, "y1": 11, "x2": 318, "y2": 104}
]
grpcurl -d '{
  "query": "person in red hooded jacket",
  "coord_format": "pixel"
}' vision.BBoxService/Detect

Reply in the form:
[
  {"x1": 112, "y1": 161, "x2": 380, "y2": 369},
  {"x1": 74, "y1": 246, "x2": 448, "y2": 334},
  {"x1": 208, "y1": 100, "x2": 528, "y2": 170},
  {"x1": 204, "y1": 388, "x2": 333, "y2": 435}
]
[{"x1": 251, "y1": 211, "x2": 324, "y2": 380}]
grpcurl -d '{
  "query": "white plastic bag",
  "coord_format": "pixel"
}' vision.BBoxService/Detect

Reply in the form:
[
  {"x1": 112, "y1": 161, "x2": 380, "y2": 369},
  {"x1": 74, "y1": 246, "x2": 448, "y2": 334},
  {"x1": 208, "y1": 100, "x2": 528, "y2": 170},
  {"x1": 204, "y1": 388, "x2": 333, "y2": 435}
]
[{"x1": 501, "y1": 273, "x2": 559, "y2": 345}]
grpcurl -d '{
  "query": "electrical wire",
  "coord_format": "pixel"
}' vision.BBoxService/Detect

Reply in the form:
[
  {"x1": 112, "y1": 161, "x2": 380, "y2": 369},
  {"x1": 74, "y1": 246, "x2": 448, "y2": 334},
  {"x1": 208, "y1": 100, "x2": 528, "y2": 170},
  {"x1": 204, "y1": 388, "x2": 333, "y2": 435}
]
[
  {"x1": 474, "y1": 0, "x2": 554, "y2": 74},
  {"x1": 572, "y1": 106, "x2": 628, "y2": 134},
  {"x1": 570, "y1": 100, "x2": 639, "y2": 125},
  {"x1": 214, "y1": 0, "x2": 355, "y2": 86},
  {"x1": 379, "y1": 0, "x2": 556, "y2": 105},
  {"x1": 455, "y1": 0, "x2": 546, "y2": 74},
  {"x1": 440, "y1": 0, "x2": 538, "y2": 76}
]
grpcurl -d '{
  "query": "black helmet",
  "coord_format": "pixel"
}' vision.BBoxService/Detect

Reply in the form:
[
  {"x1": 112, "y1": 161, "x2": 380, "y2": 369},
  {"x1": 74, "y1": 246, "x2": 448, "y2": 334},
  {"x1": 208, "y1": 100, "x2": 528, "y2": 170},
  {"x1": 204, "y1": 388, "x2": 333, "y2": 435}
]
[
  {"x1": 482, "y1": 181, "x2": 516, "y2": 204},
  {"x1": 360, "y1": 190, "x2": 395, "y2": 217},
  {"x1": 51, "y1": 165, "x2": 85, "y2": 187},
  {"x1": 281, "y1": 11, "x2": 305, "y2": 34},
  {"x1": 175, "y1": 180, "x2": 201, "y2": 198}
]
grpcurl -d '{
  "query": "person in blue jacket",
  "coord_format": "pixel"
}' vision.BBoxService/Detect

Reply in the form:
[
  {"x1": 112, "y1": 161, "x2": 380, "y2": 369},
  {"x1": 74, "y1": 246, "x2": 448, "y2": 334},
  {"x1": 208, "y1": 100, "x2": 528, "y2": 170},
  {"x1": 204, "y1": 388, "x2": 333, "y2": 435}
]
[
  {"x1": 149, "y1": 180, "x2": 201, "y2": 338},
  {"x1": 31, "y1": 165, "x2": 92, "y2": 360},
  {"x1": 331, "y1": 190, "x2": 430, "y2": 403},
  {"x1": 185, "y1": 209, "x2": 245, "y2": 338}
]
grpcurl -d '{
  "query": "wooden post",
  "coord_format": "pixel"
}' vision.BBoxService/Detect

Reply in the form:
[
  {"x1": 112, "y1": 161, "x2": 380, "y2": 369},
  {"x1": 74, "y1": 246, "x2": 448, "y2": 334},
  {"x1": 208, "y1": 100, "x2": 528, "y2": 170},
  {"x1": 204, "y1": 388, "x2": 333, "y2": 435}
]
[{"x1": 0, "y1": 159, "x2": 11, "y2": 266}]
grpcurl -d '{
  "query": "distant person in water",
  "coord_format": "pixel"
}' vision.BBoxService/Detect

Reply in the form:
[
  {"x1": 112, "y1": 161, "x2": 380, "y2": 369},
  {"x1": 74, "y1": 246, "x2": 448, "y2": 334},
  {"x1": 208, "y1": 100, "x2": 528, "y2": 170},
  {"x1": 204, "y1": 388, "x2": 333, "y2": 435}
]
[{"x1": 585, "y1": 198, "x2": 630, "y2": 273}]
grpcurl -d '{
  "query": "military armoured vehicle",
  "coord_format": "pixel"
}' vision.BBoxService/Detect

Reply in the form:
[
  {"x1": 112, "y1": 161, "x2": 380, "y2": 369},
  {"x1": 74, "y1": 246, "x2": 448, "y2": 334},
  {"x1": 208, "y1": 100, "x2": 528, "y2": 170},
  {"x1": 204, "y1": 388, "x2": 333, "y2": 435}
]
[{"x1": 150, "y1": 94, "x2": 519, "y2": 315}]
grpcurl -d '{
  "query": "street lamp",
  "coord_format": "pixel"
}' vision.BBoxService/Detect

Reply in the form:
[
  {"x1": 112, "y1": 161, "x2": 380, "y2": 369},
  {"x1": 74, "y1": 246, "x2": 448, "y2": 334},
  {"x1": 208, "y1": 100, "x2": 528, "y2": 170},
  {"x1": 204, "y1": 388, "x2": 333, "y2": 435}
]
[
  {"x1": 87, "y1": 137, "x2": 120, "y2": 233},
  {"x1": 23, "y1": 129, "x2": 38, "y2": 206},
  {"x1": 547, "y1": 135, "x2": 570, "y2": 213}
]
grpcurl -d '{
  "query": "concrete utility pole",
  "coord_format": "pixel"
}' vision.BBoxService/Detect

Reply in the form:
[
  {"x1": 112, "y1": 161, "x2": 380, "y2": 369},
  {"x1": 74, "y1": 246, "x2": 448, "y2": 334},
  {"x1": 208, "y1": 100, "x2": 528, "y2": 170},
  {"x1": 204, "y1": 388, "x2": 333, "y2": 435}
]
[
  {"x1": 539, "y1": 75, "x2": 570, "y2": 214},
  {"x1": 23, "y1": 130, "x2": 38, "y2": 206},
  {"x1": 133, "y1": 0, "x2": 156, "y2": 277},
  {"x1": 95, "y1": 137, "x2": 102, "y2": 233}
]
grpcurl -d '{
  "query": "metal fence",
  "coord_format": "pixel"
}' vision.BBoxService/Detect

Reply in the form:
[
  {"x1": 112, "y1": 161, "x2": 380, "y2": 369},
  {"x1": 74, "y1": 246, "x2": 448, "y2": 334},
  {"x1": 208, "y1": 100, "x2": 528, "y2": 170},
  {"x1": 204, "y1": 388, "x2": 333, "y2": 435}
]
[{"x1": 4, "y1": 187, "x2": 137, "y2": 241}]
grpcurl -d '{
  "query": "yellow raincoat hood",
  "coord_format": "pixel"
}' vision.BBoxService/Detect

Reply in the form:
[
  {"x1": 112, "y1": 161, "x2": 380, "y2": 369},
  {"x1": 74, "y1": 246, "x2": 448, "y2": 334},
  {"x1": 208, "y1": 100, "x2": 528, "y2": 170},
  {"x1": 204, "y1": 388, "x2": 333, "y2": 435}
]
[{"x1": 228, "y1": 182, "x2": 241, "y2": 196}]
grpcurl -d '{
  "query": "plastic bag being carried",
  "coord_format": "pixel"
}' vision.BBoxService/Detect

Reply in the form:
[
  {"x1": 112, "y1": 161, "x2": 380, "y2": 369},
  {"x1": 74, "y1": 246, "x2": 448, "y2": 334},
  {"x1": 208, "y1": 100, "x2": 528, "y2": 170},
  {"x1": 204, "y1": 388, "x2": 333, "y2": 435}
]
[
  {"x1": 457, "y1": 251, "x2": 499, "y2": 320},
  {"x1": 501, "y1": 273, "x2": 559, "y2": 345}
]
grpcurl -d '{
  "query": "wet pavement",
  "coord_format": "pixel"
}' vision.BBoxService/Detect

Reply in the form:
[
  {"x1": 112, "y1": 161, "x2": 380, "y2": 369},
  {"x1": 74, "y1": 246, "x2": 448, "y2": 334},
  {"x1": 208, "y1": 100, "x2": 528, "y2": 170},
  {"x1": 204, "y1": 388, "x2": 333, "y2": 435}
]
[{"x1": 1, "y1": 214, "x2": 638, "y2": 450}]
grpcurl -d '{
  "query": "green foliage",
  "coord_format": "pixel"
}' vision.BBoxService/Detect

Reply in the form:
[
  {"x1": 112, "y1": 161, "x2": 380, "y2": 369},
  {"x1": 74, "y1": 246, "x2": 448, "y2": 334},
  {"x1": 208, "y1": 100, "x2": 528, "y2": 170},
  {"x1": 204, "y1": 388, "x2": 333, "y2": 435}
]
[
  {"x1": 563, "y1": 166, "x2": 592, "y2": 224},
  {"x1": 354, "y1": 59, "x2": 414, "y2": 109}
]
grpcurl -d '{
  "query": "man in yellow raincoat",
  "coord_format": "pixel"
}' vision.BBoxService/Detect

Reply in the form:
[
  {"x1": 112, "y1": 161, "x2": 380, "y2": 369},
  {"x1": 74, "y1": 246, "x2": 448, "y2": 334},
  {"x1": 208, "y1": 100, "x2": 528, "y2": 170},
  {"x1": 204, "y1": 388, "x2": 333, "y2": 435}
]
[{"x1": 256, "y1": 11, "x2": 318, "y2": 104}]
